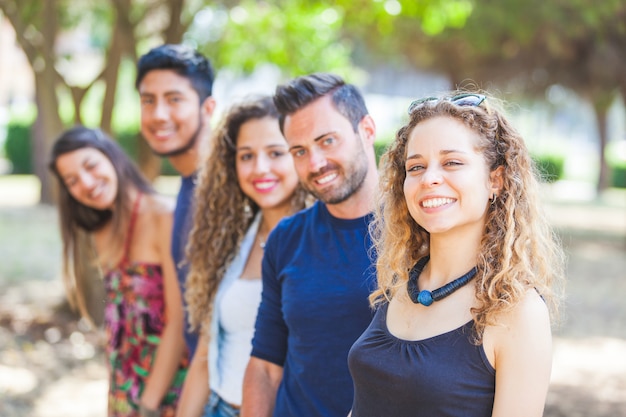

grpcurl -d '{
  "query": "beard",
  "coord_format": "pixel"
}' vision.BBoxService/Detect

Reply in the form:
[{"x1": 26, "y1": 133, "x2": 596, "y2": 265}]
[
  {"x1": 151, "y1": 115, "x2": 204, "y2": 158},
  {"x1": 303, "y1": 135, "x2": 369, "y2": 205}
]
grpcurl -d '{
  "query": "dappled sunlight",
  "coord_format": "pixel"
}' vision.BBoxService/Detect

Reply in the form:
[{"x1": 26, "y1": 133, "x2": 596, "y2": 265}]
[
  {"x1": 0, "y1": 364, "x2": 38, "y2": 395},
  {"x1": 33, "y1": 366, "x2": 107, "y2": 417}
]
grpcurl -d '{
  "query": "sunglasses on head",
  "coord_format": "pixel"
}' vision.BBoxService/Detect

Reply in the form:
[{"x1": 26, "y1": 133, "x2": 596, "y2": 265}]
[{"x1": 407, "y1": 93, "x2": 486, "y2": 115}]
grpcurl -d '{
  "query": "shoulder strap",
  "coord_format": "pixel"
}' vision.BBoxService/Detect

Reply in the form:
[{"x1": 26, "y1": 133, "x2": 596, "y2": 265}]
[{"x1": 121, "y1": 193, "x2": 142, "y2": 263}]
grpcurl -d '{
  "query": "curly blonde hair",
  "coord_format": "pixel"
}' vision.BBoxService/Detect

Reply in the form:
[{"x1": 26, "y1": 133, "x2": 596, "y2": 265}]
[
  {"x1": 370, "y1": 92, "x2": 565, "y2": 339},
  {"x1": 185, "y1": 96, "x2": 309, "y2": 334}
]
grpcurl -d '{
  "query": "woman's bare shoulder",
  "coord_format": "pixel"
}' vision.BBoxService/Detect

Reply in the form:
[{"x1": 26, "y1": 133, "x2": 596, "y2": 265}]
[
  {"x1": 142, "y1": 193, "x2": 175, "y2": 216},
  {"x1": 485, "y1": 288, "x2": 550, "y2": 348}
]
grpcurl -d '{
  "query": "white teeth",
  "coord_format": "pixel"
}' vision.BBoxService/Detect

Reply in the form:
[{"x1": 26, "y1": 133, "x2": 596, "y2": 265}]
[
  {"x1": 316, "y1": 173, "x2": 337, "y2": 185},
  {"x1": 422, "y1": 198, "x2": 455, "y2": 208},
  {"x1": 89, "y1": 188, "x2": 102, "y2": 199},
  {"x1": 155, "y1": 129, "x2": 174, "y2": 136},
  {"x1": 255, "y1": 181, "x2": 275, "y2": 190}
]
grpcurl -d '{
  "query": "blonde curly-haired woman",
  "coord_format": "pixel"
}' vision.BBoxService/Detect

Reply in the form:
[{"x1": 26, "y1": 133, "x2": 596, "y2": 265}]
[{"x1": 348, "y1": 92, "x2": 565, "y2": 417}]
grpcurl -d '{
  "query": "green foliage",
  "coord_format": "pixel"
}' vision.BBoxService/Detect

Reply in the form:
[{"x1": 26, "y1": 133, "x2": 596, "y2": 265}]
[
  {"x1": 533, "y1": 153, "x2": 565, "y2": 183},
  {"x1": 4, "y1": 123, "x2": 32, "y2": 174},
  {"x1": 610, "y1": 164, "x2": 626, "y2": 188},
  {"x1": 111, "y1": 60, "x2": 142, "y2": 133},
  {"x1": 3, "y1": 0, "x2": 472, "y2": 188},
  {"x1": 189, "y1": 0, "x2": 472, "y2": 84},
  {"x1": 58, "y1": 1, "x2": 113, "y2": 47},
  {"x1": 606, "y1": 141, "x2": 626, "y2": 188},
  {"x1": 116, "y1": 130, "x2": 140, "y2": 162},
  {"x1": 160, "y1": 159, "x2": 178, "y2": 176},
  {"x1": 113, "y1": 130, "x2": 176, "y2": 176},
  {"x1": 374, "y1": 140, "x2": 391, "y2": 166},
  {"x1": 191, "y1": 2, "x2": 356, "y2": 77},
  {"x1": 2, "y1": 123, "x2": 177, "y2": 176},
  {"x1": 336, "y1": 0, "x2": 472, "y2": 37}
]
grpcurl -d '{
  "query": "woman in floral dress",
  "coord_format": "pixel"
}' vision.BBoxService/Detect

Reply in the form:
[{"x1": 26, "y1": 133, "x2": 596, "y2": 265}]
[{"x1": 50, "y1": 126, "x2": 187, "y2": 416}]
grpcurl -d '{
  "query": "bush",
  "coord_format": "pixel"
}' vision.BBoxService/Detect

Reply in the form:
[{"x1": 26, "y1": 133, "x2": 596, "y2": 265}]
[
  {"x1": 161, "y1": 158, "x2": 178, "y2": 176},
  {"x1": 606, "y1": 141, "x2": 626, "y2": 189},
  {"x1": 374, "y1": 140, "x2": 391, "y2": 166},
  {"x1": 4, "y1": 123, "x2": 32, "y2": 174},
  {"x1": 610, "y1": 163, "x2": 626, "y2": 188},
  {"x1": 533, "y1": 154, "x2": 565, "y2": 183},
  {"x1": 116, "y1": 130, "x2": 176, "y2": 175},
  {"x1": 115, "y1": 130, "x2": 140, "y2": 161}
]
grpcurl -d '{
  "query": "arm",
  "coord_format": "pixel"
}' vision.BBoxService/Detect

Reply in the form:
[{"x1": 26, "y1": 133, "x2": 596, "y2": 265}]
[
  {"x1": 241, "y1": 357, "x2": 283, "y2": 417},
  {"x1": 140, "y1": 210, "x2": 187, "y2": 413},
  {"x1": 175, "y1": 332, "x2": 210, "y2": 417},
  {"x1": 488, "y1": 290, "x2": 553, "y2": 417}
]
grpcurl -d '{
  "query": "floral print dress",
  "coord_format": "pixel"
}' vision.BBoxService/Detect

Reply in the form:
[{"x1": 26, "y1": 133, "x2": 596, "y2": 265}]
[{"x1": 104, "y1": 194, "x2": 187, "y2": 416}]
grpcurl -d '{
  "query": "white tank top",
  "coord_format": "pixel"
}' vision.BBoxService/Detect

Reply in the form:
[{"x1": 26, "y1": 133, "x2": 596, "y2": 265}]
[{"x1": 213, "y1": 277, "x2": 262, "y2": 405}]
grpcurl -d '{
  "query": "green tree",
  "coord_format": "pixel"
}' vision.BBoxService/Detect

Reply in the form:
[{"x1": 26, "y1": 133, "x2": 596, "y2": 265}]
[
  {"x1": 1, "y1": 0, "x2": 470, "y2": 203},
  {"x1": 191, "y1": 0, "x2": 472, "y2": 79},
  {"x1": 339, "y1": 0, "x2": 625, "y2": 191},
  {"x1": 188, "y1": 1, "x2": 349, "y2": 77},
  {"x1": 0, "y1": 0, "x2": 195, "y2": 202}
]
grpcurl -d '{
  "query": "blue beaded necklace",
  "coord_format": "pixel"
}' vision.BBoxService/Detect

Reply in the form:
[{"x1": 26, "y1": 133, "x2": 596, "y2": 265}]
[{"x1": 407, "y1": 256, "x2": 477, "y2": 306}]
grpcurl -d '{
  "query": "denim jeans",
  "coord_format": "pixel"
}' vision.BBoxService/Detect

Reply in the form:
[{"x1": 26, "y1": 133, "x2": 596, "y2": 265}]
[{"x1": 203, "y1": 391, "x2": 240, "y2": 417}]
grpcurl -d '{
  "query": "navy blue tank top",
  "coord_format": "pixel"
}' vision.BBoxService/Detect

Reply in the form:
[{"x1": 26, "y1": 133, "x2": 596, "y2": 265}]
[{"x1": 348, "y1": 302, "x2": 495, "y2": 417}]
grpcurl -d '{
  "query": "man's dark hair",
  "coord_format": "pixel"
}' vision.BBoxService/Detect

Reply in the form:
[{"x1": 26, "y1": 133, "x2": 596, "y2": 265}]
[
  {"x1": 135, "y1": 44, "x2": 215, "y2": 103},
  {"x1": 273, "y1": 73, "x2": 369, "y2": 133}
]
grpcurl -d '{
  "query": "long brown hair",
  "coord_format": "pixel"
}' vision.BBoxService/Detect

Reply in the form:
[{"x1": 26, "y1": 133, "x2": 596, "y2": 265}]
[
  {"x1": 371, "y1": 92, "x2": 565, "y2": 339},
  {"x1": 185, "y1": 96, "x2": 308, "y2": 333},
  {"x1": 49, "y1": 126, "x2": 154, "y2": 321}
]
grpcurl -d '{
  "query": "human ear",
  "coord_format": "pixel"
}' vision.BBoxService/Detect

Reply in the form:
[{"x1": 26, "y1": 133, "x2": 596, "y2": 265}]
[
  {"x1": 358, "y1": 114, "x2": 377, "y2": 145},
  {"x1": 489, "y1": 165, "x2": 504, "y2": 197},
  {"x1": 201, "y1": 96, "x2": 217, "y2": 119}
]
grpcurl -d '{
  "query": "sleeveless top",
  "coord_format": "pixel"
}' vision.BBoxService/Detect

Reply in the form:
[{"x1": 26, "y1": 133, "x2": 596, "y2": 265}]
[
  {"x1": 103, "y1": 194, "x2": 188, "y2": 416},
  {"x1": 348, "y1": 302, "x2": 495, "y2": 417},
  {"x1": 209, "y1": 214, "x2": 263, "y2": 406}
]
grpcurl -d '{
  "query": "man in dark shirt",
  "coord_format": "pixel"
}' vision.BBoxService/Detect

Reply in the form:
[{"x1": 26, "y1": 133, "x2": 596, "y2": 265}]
[
  {"x1": 242, "y1": 73, "x2": 379, "y2": 417},
  {"x1": 136, "y1": 44, "x2": 216, "y2": 359}
]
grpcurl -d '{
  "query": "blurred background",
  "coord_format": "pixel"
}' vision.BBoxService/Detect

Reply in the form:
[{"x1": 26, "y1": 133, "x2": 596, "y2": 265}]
[{"x1": 0, "y1": 0, "x2": 624, "y2": 416}]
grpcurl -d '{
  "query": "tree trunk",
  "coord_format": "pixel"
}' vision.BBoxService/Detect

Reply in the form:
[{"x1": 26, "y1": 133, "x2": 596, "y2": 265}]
[
  {"x1": 592, "y1": 102, "x2": 610, "y2": 193},
  {"x1": 32, "y1": 0, "x2": 63, "y2": 204},
  {"x1": 164, "y1": 0, "x2": 186, "y2": 43},
  {"x1": 100, "y1": 28, "x2": 123, "y2": 135},
  {"x1": 32, "y1": 73, "x2": 65, "y2": 204},
  {"x1": 69, "y1": 86, "x2": 87, "y2": 126}
]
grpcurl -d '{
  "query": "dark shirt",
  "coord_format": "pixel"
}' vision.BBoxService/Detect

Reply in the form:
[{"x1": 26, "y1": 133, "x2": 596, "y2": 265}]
[
  {"x1": 171, "y1": 174, "x2": 198, "y2": 358},
  {"x1": 348, "y1": 302, "x2": 496, "y2": 417},
  {"x1": 251, "y1": 202, "x2": 376, "y2": 417}
]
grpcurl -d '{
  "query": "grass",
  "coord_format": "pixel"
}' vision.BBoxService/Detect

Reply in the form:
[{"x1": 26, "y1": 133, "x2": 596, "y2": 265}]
[{"x1": 0, "y1": 205, "x2": 62, "y2": 286}]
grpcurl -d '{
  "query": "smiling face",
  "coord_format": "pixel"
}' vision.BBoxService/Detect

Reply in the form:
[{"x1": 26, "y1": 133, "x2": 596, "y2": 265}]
[
  {"x1": 138, "y1": 69, "x2": 213, "y2": 159},
  {"x1": 282, "y1": 94, "x2": 369, "y2": 205},
  {"x1": 235, "y1": 116, "x2": 299, "y2": 212},
  {"x1": 55, "y1": 147, "x2": 118, "y2": 210},
  {"x1": 403, "y1": 116, "x2": 501, "y2": 238}
]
